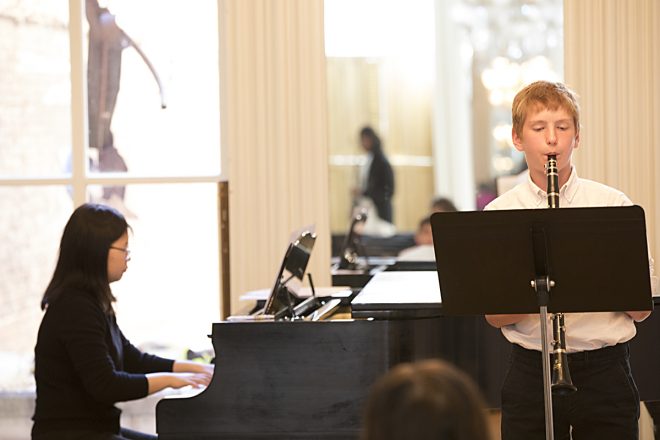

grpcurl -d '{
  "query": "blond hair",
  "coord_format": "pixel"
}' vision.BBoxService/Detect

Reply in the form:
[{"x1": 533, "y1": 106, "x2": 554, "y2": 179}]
[{"x1": 512, "y1": 81, "x2": 580, "y2": 138}]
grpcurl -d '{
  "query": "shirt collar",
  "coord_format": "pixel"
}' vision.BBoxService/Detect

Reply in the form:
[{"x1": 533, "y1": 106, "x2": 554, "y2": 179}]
[
  {"x1": 563, "y1": 167, "x2": 579, "y2": 203},
  {"x1": 525, "y1": 166, "x2": 579, "y2": 207}
]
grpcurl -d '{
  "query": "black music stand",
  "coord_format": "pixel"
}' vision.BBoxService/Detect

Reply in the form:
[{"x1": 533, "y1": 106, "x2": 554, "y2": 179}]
[{"x1": 431, "y1": 205, "x2": 653, "y2": 440}]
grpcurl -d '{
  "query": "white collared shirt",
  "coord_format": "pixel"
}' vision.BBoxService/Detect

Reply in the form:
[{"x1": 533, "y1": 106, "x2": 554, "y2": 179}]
[{"x1": 485, "y1": 168, "x2": 656, "y2": 352}]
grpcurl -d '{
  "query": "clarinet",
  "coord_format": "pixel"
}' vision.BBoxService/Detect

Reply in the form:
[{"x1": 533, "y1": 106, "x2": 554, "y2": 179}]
[{"x1": 546, "y1": 155, "x2": 577, "y2": 395}]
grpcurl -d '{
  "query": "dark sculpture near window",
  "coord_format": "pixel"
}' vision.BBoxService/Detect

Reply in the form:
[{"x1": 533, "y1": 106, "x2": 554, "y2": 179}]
[{"x1": 85, "y1": 0, "x2": 165, "y2": 202}]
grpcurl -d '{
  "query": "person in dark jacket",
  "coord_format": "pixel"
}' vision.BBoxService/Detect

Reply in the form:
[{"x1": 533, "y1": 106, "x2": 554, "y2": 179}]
[
  {"x1": 358, "y1": 126, "x2": 395, "y2": 223},
  {"x1": 32, "y1": 203, "x2": 213, "y2": 440}
]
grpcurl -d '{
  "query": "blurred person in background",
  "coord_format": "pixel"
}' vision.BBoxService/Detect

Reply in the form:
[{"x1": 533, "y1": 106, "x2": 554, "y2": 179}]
[{"x1": 353, "y1": 126, "x2": 395, "y2": 236}]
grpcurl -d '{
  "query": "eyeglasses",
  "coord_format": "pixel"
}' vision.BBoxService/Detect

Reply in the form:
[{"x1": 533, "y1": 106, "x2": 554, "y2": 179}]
[{"x1": 110, "y1": 246, "x2": 131, "y2": 260}]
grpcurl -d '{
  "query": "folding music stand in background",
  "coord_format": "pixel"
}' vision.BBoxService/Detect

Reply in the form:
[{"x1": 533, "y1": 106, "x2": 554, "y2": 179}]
[{"x1": 431, "y1": 205, "x2": 653, "y2": 440}]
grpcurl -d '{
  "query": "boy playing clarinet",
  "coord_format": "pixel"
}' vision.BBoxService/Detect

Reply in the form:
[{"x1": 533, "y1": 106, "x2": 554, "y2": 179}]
[{"x1": 485, "y1": 80, "x2": 656, "y2": 440}]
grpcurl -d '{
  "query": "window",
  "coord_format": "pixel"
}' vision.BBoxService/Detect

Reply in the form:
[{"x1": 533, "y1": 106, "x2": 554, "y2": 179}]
[{"x1": 0, "y1": 1, "x2": 223, "y2": 391}]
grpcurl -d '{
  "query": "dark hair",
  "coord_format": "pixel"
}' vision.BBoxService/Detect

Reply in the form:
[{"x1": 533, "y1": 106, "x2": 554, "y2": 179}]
[
  {"x1": 361, "y1": 359, "x2": 491, "y2": 440},
  {"x1": 41, "y1": 203, "x2": 129, "y2": 313},
  {"x1": 431, "y1": 197, "x2": 458, "y2": 213},
  {"x1": 360, "y1": 126, "x2": 382, "y2": 152}
]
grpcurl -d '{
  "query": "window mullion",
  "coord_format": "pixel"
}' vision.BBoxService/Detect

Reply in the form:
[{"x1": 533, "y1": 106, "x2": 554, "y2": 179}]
[{"x1": 69, "y1": 0, "x2": 88, "y2": 207}]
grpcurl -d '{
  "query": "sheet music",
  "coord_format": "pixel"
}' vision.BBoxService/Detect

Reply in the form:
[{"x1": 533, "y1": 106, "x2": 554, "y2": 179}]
[{"x1": 352, "y1": 271, "x2": 441, "y2": 306}]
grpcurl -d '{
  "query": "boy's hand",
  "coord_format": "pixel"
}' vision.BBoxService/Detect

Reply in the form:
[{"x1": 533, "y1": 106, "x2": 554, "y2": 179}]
[
  {"x1": 625, "y1": 310, "x2": 651, "y2": 322},
  {"x1": 485, "y1": 314, "x2": 528, "y2": 328}
]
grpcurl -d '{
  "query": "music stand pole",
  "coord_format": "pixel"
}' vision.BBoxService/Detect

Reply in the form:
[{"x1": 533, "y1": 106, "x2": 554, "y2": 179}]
[{"x1": 532, "y1": 276, "x2": 555, "y2": 440}]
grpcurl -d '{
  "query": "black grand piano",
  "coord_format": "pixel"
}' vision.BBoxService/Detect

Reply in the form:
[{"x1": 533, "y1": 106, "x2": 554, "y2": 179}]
[
  {"x1": 156, "y1": 227, "x2": 457, "y2": 439},
  {"x1": 156, "y1": 314, "x2": 447, "y2": 439},
  {"x1": 156, "y1": 225, "x2": 660, "y2": 439}
]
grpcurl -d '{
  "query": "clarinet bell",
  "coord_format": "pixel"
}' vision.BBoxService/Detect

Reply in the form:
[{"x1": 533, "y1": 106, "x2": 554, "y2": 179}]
[{"x1": 551, "y1": 356, "x2": 577, "y2": 396}]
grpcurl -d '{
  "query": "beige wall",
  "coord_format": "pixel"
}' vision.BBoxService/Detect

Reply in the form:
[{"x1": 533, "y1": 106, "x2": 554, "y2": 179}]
[{"x1": 564, "y1": 0, "x2": 660, "y2": 273}]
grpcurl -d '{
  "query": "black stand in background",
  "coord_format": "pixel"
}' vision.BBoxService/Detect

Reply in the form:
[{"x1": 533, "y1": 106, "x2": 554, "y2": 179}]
[
  {"x1": 338, "y1": 209, "x2": 368, "y2": 270},
  {"x1": 431, "y1": 205, "x2": 653, "y2": 440}
]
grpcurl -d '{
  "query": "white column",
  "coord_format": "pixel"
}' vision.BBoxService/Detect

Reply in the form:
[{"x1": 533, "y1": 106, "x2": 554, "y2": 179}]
[{"x1": 432, "y1": 0, "x2": 475, "y2": 211}]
